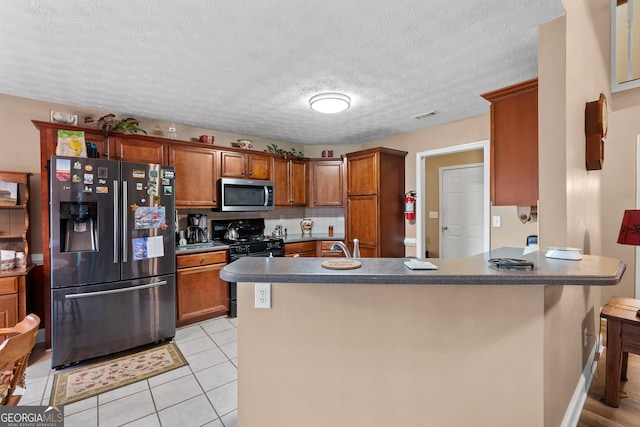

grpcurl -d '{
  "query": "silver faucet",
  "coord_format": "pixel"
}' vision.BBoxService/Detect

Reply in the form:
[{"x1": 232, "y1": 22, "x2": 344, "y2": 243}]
[{"x1": 330, "y1": 241, "x2": 352, "y2": 258}]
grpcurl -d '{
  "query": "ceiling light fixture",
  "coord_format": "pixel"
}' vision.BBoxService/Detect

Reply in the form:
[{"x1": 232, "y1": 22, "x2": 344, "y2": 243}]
[{"x1": 309, "y1": 93, "x2": 351, "y2": 114}]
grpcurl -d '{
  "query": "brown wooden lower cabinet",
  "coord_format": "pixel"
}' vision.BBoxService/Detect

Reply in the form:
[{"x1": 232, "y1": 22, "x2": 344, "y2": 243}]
[
  {"x1": 0, "y1": 269, "x2": 30, "y2": 328},
  {"x1": 0, "y1": 294, "x2": 17, "y2": 328},
  {"x1": 285, "y1": 241, "x2": 316, "y2": 257},
  {"x1": 176, "y1": 251, "x2": 229, "y2": 327},
  {"x1": 316, "y1": 240, "x2": 345, "y2": 257}
]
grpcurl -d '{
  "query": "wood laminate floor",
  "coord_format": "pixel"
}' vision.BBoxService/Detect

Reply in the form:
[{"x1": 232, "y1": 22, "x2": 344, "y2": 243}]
[{"x1": 577, "y1": 349, "x2": 640, "y2": 426}]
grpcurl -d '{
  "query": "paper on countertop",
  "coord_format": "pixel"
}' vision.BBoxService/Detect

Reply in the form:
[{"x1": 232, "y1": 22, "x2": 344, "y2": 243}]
[
  {"x1": 404, "y1": 260, "x2": 438, "y2": 270},
  {"x1": 545, "y1": 247, "x2": 582, "y2": 260}
]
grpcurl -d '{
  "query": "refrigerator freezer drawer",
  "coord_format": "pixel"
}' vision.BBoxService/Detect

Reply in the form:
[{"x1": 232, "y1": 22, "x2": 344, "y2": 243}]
[{"x1": 51, "y1": 274, "x2": 176, "y2": 369}]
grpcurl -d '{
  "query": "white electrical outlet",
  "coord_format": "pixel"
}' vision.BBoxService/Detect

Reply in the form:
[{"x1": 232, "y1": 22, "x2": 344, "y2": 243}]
[
  {"x1": 583, "y1": 327, "x2": 588, "y2": 347},
  {"x1": 492, "y1": 216, "x2": 501, "y2": 227},
  {"x1": 255, "y1": 282, "x2": 271, "y2": 309}
]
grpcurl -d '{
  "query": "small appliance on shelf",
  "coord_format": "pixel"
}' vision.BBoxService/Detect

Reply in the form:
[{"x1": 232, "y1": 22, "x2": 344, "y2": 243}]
[{"x1": 186, "y1": 213, "x2": 208, "y2": 244}]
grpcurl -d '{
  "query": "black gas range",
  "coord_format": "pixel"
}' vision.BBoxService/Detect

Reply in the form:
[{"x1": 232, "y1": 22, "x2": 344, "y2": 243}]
[
  {"x1": 211, "y1": 218, "x2": 284, "y2": 317},
  {"x1": 226, "y1": 237, "x2": 284, "y2": 260},
  {"x1": 212, "y1": 218, "x2": 284, "y2": 259}
]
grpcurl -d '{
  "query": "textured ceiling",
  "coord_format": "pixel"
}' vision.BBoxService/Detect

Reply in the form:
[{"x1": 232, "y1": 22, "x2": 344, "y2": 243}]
[{"x1": 0, "y1": 0, "x2": 565, "y2": 145}]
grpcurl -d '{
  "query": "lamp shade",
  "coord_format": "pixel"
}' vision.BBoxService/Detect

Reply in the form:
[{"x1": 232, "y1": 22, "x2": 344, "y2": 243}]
[{"x1": 617, "y1": 210, "x2": 640, "y2": 245}]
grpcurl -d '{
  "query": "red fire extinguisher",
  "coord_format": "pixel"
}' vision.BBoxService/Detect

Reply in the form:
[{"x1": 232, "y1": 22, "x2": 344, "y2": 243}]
[{"x1": 404, "y1": 191, "x2": 416, "y2": 220}]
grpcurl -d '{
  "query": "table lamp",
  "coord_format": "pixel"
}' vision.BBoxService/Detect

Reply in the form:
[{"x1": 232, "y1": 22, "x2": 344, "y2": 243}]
[{"x1": 617, "y1": 209, "x2": 640, "y2": 245}]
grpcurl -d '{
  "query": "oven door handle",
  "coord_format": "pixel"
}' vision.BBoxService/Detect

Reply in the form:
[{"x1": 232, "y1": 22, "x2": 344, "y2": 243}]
[{"x1": 64, "y1": 281, "x2": 168, "y2": 299}]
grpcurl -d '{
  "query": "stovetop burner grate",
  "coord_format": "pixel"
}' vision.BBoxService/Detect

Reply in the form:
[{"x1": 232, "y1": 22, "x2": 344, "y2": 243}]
[{"x1": 221, "y1": 235, "x2": 274, "y2": 244}]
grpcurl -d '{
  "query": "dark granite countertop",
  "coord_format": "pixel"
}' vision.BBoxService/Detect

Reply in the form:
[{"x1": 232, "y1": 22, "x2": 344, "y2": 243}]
[
  {"x1": 175, "y1": 234, "x2": 344, "y2": 255},
  {"x1": 220, "y1": 247, "x2": 626, "y2": 286},
  {"x1": 175, "y1": 241, "x2": 229, "y2": 254},
  {"x1": 279, "y1": 233, "x2": 344, "y2": 243}
]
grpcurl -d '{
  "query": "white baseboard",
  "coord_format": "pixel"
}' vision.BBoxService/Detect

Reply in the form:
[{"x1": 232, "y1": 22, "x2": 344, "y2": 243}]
[
  {"x1": 31, "y1": 253, "x2": 43, "y2": 266},
  {"x1": 560, "y1": 340, "x2": 602, "y2": 427},
  {"x1": 36, "y1": 328, "x2": 45, "y2": 344}
]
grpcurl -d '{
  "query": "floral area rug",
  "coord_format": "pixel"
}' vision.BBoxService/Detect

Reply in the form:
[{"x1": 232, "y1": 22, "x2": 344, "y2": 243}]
[{"x1": 50, "y1": 343, "x2": 187, "y2": 407}]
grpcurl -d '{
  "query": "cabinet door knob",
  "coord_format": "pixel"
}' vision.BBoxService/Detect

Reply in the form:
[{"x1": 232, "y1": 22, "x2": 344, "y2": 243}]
[
  {"x1": 442, "y1": 226, "x2": 448, "y2": 230},
  {"x1": 200, "y1": 257, "x2": 205, "y2": 264}
]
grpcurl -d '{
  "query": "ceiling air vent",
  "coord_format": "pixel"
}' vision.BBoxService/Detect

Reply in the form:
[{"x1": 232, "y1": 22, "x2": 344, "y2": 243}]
[{"x1": 412, "y1": 111, "x2": 437, "y2": 120}]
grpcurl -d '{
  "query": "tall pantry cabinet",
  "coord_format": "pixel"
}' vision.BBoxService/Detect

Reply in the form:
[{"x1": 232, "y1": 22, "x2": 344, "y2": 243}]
[{"x1": 345, "y1": 147, "x2": 407, "y2": 257}]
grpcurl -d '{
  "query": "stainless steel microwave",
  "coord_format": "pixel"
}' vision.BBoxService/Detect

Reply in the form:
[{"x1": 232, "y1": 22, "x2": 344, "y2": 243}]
[{"x1": 218, "y1": 178, "x2": 274, "y2": 211}]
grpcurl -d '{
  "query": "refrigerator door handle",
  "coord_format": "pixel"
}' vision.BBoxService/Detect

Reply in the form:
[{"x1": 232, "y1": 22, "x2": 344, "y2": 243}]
[
  {"x1": 122, "y1": 180, "x2": 128, "y2": 263},
  {"x1": 64, "y1": 280, "x2": 169, "y2": 299},
  {"x1": 113, "y1": 180, "x2": 119, "y2": 263}
]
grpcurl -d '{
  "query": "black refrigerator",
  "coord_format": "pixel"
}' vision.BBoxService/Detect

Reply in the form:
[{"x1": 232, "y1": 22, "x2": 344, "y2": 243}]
[{"x1": 49, "y1": 155, "x2": 176, "y2": 369}]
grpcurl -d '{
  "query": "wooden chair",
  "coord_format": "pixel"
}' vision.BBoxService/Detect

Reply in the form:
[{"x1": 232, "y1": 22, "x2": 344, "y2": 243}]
[{"x1": 0, "y1": 314, "x2": 40, "y2": 406}]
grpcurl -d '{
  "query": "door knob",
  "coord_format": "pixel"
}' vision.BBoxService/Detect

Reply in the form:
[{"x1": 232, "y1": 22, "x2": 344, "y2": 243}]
[{"x1": 442, "y1": 226, "x2": 448, "y2": 230}]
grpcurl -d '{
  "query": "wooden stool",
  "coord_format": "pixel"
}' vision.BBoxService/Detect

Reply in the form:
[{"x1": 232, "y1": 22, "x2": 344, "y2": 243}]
[{"x1": 600, "y1": 296, "x2": 640, "y2": 407}]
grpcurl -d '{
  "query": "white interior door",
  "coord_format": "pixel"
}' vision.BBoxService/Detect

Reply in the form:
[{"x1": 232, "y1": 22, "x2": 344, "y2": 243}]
[{"x1": 440, "y1": 164, "x2": 484, "y2": 258}]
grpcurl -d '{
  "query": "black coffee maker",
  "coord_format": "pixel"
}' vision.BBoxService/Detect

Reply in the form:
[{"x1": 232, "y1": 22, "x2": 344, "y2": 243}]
[{"x1": 187, "y1": 214, "x2": 208, "y2": 243}]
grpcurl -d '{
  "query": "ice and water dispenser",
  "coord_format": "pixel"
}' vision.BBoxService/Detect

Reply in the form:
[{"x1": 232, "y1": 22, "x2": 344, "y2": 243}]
[{"x1": 59, "y1": 202, "x2": 98, "y2": 252}]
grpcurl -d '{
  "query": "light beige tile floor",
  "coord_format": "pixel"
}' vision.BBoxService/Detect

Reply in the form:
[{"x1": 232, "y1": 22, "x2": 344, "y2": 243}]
[{"x1": 20, "y1": 316, "x2": 238, "y2": 427}]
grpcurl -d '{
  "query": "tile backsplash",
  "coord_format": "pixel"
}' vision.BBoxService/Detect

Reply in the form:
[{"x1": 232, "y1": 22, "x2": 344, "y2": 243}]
[
  {"x1": 176, "y1": 207, "x2": 345, "y2": 239},
  {"x1": 264, "y1": 207, "x2": 345, "y2": 237}
]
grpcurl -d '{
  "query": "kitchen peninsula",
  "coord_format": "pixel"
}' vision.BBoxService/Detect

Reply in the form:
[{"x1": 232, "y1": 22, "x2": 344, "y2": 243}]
[{"x1": 221, "y1": 248, "x2": 625, "y2": 427}]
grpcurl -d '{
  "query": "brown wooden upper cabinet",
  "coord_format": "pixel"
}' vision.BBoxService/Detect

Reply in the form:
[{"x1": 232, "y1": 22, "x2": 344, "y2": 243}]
[
  {"x1": 219, "y1": 151, "x2": 272, "y2": 180},
  {"x1": 309, "y1": 158, "x2": 344, "y2": 207},
  {"x1": 89, "y1": 136, "x2": 165, "y2": 164},
  {"x1": 109, "y1": 136, "x2": 166, "y2": 164},
  {"x1": 481, "y1": 78, "x2": 538, "y2": 207},
  {"x1": 347, "y1": 151, "x2": 379, "y2": 196},
  {"x1": 32, "y1": 120, "x2": 167, "y2": 164},
  {"x1": 273, "y1": 157, "x2": 307, "y2": 206},
  {"x1": 85, "y1": 135, "x2": 110, "y2": 159},
  {"x1": 167, "y1": 144, "x2": 218, "y2": 208},
  {"x1": 50, "y1": 133, "x2": 167, "y2": 164}
]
